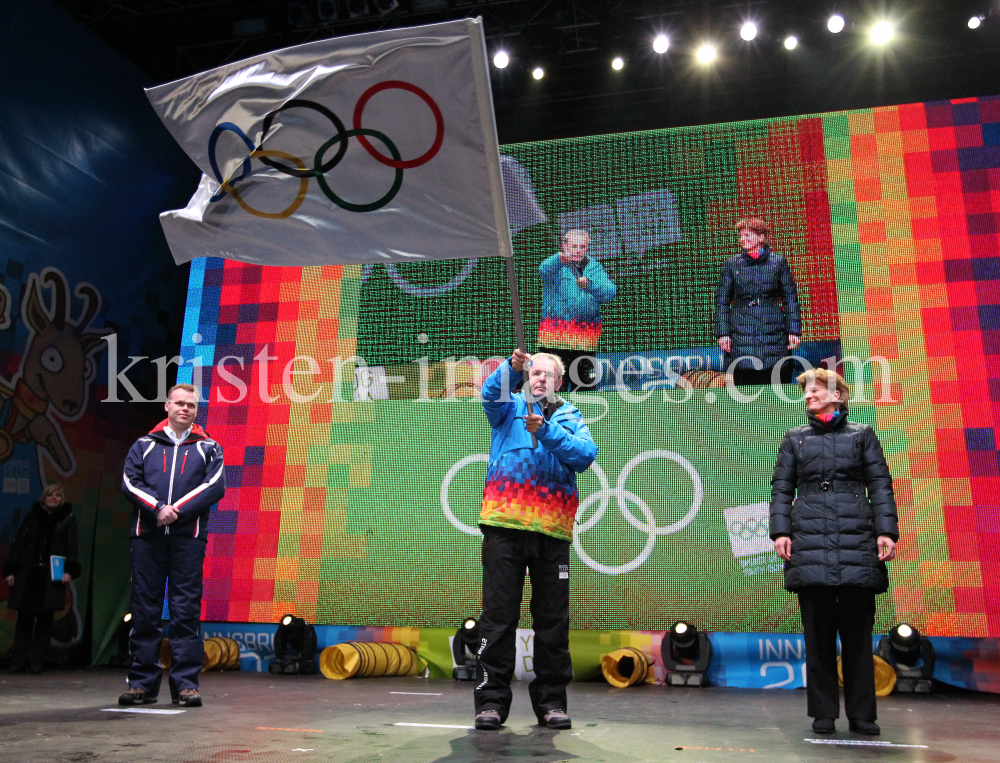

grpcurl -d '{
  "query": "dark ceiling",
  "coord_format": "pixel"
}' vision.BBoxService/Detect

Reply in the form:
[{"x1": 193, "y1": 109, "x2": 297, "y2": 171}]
[{"x1": 53, "y1": 0, "x2": 1000, "y2": 143}]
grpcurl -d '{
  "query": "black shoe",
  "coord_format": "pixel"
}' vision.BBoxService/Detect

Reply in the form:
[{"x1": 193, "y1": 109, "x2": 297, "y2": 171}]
[
  {"x1": 118, "y1": 687, "x2": 158, "y2": 706},
  {"x1": 474, "y1": 710, "x2": 502, "y2": 730},
  {"x1": 28, "y1": 664, "x2": 43, "y2": 674},
  {"x1": 177, "y1": 689, "x2": 202, "y2": 707},
  {"x1": 812, "y1": 718, "x2": 835, "y2": 734},
  {"x1": 8, "y1": 662, "x2": 25, "y2": 675},
  {"x1": 540, "y1": 710, "x2": 572, "y2": 730},
  {"x1": 848, "y1": 719, "x2": 880, "y2": 735}
]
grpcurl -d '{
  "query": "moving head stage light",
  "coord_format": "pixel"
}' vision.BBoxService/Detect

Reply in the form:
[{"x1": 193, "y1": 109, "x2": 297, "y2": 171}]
[
  {"x1": 268, "y1": 614, "x2": 318, "y2": 675},
  {"x1": 877, "y1": 623, "x2": 935, "y2": 693},
  {"x1": 452, "y1": 617, "x2": 480, "y2": 681},
  {"x1": 662, "y1": 621, "x2": 713, "y2": 686}
]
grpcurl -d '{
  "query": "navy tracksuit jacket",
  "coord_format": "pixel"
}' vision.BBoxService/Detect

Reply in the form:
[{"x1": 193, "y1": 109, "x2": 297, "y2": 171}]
[{"x1": 122, "y1": 420, "x2": 225, "y2": 692}]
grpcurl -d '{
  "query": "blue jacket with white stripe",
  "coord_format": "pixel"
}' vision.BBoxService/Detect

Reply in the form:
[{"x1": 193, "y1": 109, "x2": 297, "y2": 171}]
[{"x1": 122, "y1": 420, "x2": 226, "y2": 539}]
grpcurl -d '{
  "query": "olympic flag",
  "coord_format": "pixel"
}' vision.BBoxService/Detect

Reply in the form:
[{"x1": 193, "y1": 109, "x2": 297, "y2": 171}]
[{"x1": 147, "y1": 18, "x2": 512, "y2": 268}]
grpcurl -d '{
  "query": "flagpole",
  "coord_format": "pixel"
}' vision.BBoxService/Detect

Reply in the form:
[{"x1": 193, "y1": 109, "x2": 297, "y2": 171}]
[{"x1": 504, "y1": 255, "x2": 538, "y2": 444}]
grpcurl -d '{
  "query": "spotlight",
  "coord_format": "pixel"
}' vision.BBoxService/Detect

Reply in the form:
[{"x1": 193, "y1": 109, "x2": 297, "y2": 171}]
[
  {"x1": 877, "y1": 623, "x2": 935, "y2": 693},
  {"x1": 969, "y1": 16, "x2": 984, "y2": 30},
  {"x1": 268, "y1": 614, "x2": 318, "y2": 675},
  {"x1": 451, "y1": 617, "x2": 480, "y2": 681},
  {"x1": 870, "y1": 21, "x2": 894, "y2": 45},
  {"x1": 373, "y1": 0, "x2": 398, "y2": 15},
  {"x1": 493, "y1": 51, "x2": 509, "y2": 69},
  {"x1": 784, "y1": 35, "x2": 798, "y2": 50},
  {"x1": 740, "y1": 22, "x2": 757, "y2": 41},
  {"x1": 653, "y1": 34, "x2": 669, "y2": 54},
  {"x1": 695, "y1": 44, "x2": 717, "y2": 65},
  {"x1": 611, "y1": 56, "x2": 624, "y2": 71},
  {"x1": 316, "y1": 0, "x2": 337, "y2": 20},
  {"x1": 346, "y1": 0, "x2": 368, "y2": 19},
  {"x1": 663, "y1": 620, "x2": 713, "y2": 686},
  {"x1": 828, "y1": 14, "x2": 845, "y2": 34},
  {"x1": 532, "y1": 67, "x2": 544, "y2": 80}
]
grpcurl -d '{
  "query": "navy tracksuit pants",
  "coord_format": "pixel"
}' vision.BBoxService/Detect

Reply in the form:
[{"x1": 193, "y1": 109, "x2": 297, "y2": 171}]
[{"x1": 129, "y1": 534, "x2": 206, "y2": 693}]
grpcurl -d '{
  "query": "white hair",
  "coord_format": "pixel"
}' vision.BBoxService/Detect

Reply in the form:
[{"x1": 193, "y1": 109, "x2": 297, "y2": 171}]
[
  {"x1": 531, "y1": 352, "x2": 565, "y2": 379},
  {"x1": 562, "y1": 228, "x2": 591, "y2": 245}
]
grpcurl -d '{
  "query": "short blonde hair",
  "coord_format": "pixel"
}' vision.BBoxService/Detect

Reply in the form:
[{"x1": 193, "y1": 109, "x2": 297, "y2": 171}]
[
  {"x1": 167, "y1": 383, "x2": 198, "y2": 400},
  {"x1": 796, "y1": 368, "x2": 850, "y2": 411},
  {"x1": 531, "y1": 352, "x2": 565, "y2": 379},
  {"x1": 40, "y1": 482, "x2": 64, "y2": 503},
  {"x1": 562, "y1": 228, "x2": 591, "y2": 246}
]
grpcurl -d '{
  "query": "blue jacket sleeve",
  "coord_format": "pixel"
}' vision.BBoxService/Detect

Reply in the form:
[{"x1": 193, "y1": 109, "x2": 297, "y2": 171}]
[
  {"x1": 122, "y1": 440, "x2": 164, "y2": 516},
  {"x1": 481, "y1": 360, "x2": 522, "y2": 428},
  {"x1": 583, "y1": 259, "x2": 617, "y2": 304},
  {"x1": 536, "y1": 414, "x2": 598, "y2": 473},
  {"x1": 539, "y1": 253, "x2": 563, "y2": 284},
  {"x1": 173, "y1": 441, "x2": 226, "y2": 518}
]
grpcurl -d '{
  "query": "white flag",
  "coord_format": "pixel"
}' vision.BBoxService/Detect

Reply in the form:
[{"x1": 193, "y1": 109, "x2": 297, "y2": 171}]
[{"x1": 147, "y1": 19, "x2": 512, "y2": 268}]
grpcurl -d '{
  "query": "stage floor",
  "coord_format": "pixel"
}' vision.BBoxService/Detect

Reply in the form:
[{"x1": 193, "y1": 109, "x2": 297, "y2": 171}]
[{"x1": 0, "y1": 669, "x2": 994, "y2": 762}]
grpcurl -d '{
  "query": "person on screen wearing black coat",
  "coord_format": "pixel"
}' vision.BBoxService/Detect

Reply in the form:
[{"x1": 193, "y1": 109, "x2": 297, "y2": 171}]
[
  {"x1": 2, "y1": 483, "x2": 80, "y2": 674},
  {"x1": 769, "y1": 368, "x2": 899, "y2": 736},
  {"x1": 716, "y1": 217, "x2": 802, "y2": 385}
]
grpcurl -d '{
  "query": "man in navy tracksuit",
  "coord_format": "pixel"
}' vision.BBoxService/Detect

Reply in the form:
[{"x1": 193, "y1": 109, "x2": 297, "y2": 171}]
[{"x1": 119, "y1": 383, "x2": 225, "y2": 707}]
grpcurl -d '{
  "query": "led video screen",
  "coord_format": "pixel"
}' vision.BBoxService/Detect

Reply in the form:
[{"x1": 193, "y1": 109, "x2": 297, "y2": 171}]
[{"x1": 181, "y1": 96, "x2": 1000, "y2": 638}]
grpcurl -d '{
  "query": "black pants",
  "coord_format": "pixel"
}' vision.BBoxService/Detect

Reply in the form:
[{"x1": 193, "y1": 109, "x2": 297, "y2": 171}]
[
  {"x1": 475, "y1": 525, "x2": 572, "y2": 723},
  {"x1": 538, "y1": 347, "x2": 598, "y2": 392},
  {"x1": 129, "y1": 534, "x2": 207, "y2": 693},
  {"x1": 731, "y1": 360, "x2": 795, "y2": 387},
  {"x1": 11, "y1": 609, "x2": 54, "y2": 670},
  {"x1": 798, "y1": 586, "x2": 877, "y2": 722}
]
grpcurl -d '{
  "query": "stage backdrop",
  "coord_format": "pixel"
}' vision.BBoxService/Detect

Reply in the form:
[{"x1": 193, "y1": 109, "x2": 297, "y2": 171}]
[{"x1": 180, "y1": 95, "x2": 1000, "y2": 639}]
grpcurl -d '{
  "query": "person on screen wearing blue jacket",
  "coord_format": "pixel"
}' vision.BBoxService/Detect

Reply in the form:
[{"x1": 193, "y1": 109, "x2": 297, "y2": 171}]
[
  {"x1": 537, "y1": 229, "x2": 617, "y2": 391},
  {"x1": 474, "y1": 349, "x2": 598, "y2": 731},
  {"x1": 119, "y1": 383, "x2": 225, "y2": 708}
]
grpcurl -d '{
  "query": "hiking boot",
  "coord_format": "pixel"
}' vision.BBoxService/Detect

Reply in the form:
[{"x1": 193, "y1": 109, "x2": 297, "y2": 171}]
[
  {"x1": 474, "y1": 710, "x2": 502, "y2": 730},
  {"x1": 541, "y1": 710, "x2": 572, "y2": 729},
  {"x1": 177, "y1": 689, "x2": 202, "y2": 707},
  {"x1": 118, "y1": 687, "x2": 157, "y2": 706}
]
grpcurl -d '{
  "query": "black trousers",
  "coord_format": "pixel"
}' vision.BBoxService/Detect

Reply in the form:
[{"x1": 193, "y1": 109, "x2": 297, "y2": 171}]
[
  {"x1": 798, "y1": 586, "x2": 877, "y2": 722},
  {"x1": 731, "y1": 361, "x2": 795, "y2": 387},
  {"x1": 129, "y1": 534, "x2": 207, "y2": 693},
  {"x1": 538, "y1": 347, "x2": 598, "y2": 392},
  {"x1": 475, "y1": 525, "x2": 573, "y2": 722},
  {"x1": 11, "y1": 609, "x2": 54, "y2": 669}
]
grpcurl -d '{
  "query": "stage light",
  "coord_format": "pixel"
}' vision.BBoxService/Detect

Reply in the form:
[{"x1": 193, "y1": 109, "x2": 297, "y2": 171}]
[
  {"x1": 969, "y1": 16, "x2": 984, "y2": 30},
  {"x1": 493, "y1": 51, "x2": 509, "y2": 69},
  {"x1": 268, "y1": 614, "x2": 318, "y2": 675},
  {"x1": 663, "y1": 620, "x2": 713, "y2": 686},
  {"x1": 827, "y1": 14, "x2": 845, "y2": 34},
  {"x1": 123, "y1": 612, "x2": 132, "y2": 623},
  {"x1": 784, "y1": 35, "x2": 798, "y2": 50},
  {"x1": 740, "y1": 22, "x2": 757, "y2": 41},
  {"x1": 611, "y1": 57, "x2": 624, "y2": 71},
  {"x1": 870, "y1": 21, "x2": 894, "y2": 45},
  {"x1": 110, "y1": 612, "x2": 133, "y2": 666},
  {"x1": 532, "y1": 67, "x2": 544, "y2": 80},
  {"x1": 451, "y1": 617, "x2": 480, "y2": 680},
  {"x1": 653, "y1": 34, "x2": 670, "y2": 54},
  {"x1": 877, "y1": 623, "x2": 935, "y2": 693},
  {"x1": 695, "y1": 44, "x2": 717, "y2": 65}
]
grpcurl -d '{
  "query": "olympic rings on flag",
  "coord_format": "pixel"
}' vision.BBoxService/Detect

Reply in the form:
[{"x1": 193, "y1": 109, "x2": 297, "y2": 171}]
[
  {"x1": 314, "y1": 128, "x2": 404, "y2": 213},
  {"x1": 440, "y1": 450, "x2": 704, "y2": 576},
  {"x1": 225, "y1": 149, "x2": 309, "y2": 219},
  {"x1": 205, "y1": 82, "x2": 444, "y2": 218},
  {"x1": 352, "y1": 81, "x2": 444, "y2": 170}
]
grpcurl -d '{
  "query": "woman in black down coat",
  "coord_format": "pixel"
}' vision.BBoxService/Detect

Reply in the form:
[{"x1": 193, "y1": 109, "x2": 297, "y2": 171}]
[
  {"x1": 2, "y1": 483, "x2": 81, "y2": 673},
  {"x1": 769, "y1": 369, "x2": 899, "y2": 736},
  {"x1": 716, "y1": 217, "x2": 802, "y2": 385}
]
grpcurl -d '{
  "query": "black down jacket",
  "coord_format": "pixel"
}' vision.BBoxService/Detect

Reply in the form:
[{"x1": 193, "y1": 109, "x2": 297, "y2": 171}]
[
  {"x1": 769, "y1": 412, "x2": 899, "y2": 593},
  {"x1": 715, "y1": 247, "x2": 802, "y2": 370},
  {"x1": 2, "y1": 502, "x2": 81, "y2": 612}
]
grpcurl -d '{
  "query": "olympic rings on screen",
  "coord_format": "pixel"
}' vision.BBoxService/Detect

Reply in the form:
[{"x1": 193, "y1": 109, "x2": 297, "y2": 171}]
[
  {"x1": 353, "y1": 81, "x2": 444, "y2": 169},
  {"x1": 225, "y1": 150, "x2": 309, "y2": 219},
  {"x1": 727, "y1": 517, "x2": 770, "y2": 541},
  {"x1": 440, "y1": 450, "x2": 704, "y2": 575},
  {"x1": 205, "y1": 83, "x2": 444, "y2": 217}
]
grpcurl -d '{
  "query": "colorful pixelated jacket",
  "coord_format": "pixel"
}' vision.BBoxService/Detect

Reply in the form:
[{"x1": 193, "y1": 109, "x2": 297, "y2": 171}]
[
  {"x1": 537, "y1": 254, "x2": 617, "y2": 351},
  {"x1": 479, "y1": 360, "x2": 598, "y2": 541},
  {"x1": 122, "y1": 420, "x2": 225, "y2": 540}
]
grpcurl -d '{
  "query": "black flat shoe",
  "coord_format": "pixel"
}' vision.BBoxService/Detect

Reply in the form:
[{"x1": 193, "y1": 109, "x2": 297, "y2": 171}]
[
  {"x1": 812, "y1": 718, "x2": 836, "y2": 733},
  {"x1": 849, "y1": 719, "x2": 880, "y2": 735},
  {"x1": 118, "y1": 688, "x2": 158, "y2": 706},
  {"x1": 474, "y1": 710, "x2": 502, "y2": 730}
]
